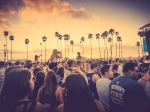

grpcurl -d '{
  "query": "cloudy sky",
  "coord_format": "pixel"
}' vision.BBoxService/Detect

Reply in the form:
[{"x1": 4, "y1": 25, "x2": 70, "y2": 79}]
[{"x1": 0, "y1": 0, "x2": 150, "y2": 61}]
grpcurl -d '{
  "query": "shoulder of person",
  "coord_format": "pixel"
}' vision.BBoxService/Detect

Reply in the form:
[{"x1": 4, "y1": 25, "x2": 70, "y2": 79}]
[
  {"x1": 34, "y1": 102, "x2": 45, "y2": 112},
  {"x1": 57, "y1": 104, "x2": 64, "y2": 112},
  {"x1": 94, "y1": 100, "x2": 105, "y2": 112}
]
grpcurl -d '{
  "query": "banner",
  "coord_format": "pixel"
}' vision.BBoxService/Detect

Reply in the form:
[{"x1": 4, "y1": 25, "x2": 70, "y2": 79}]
[
  {"x1": 143, "y1": 38, "x2": 148, "y2": 52},
  {"x1": 145, "y1": 31, "x2": 150, "y2": 56}
]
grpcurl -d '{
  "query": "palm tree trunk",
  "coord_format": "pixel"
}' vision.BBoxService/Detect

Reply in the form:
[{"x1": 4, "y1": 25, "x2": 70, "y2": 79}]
[
  {"x1": 27, "y1": 44, "x2": 28, "y2": 61},
  {"x1": 138, "y1": 46, "x2": 140, "y2": 57},
  {"x1": 121, "y1": 41, "x2": 123, "y2": 59},
  {"x1": 11, "y1": 41, "x2": 12, "y2": 61},
  {"x1": 72, "y1": 45, "x2": 73, "y2": 58},
  {"x1": 60, "y1": 40, "x2": 62, "y2": 53},
  {"x1": 98, "y1": 39, "x2": 101, "y2": 59},
  {"x1": 45, "y1": 42, "x2": 46, "y2": 63},
  {"x1": 106, "y1": 37, "x2": 108, "y2": 60},
  {"x1": 6, "y1": 36, "x2": 8, "y2": 62},
  {"x1": 140, "y1": 37, "x2": 144, "y2": 57},
  {"x1": 65, "y1": 40, "x2": 66, "y2": 58},
  {"x1": 119, "y1": 42, "x2": 120, "y2": 58},
  {"x1": 104, "y1": 38, "x2": 105, "y2": 60},
  {"x1": 67, "y1": 40, "x2": 69, "y2": 58},
  {"x1": 82, "y1": 42, "x2": 84, "y2": 58},
  {"x1": 111, "y1": 35, "x2": 113, "y2": 58},
  {"x1": 41, "y1": 44, "x2": 42, "y2": 62},
  {"x1": 57, "y1": 38, "x2": 59, "y2": 51},
  {"x1": 110, "y1": 42, "x2": 112, "y2": 59},
  {"x1": 4, "y1": 45, "x2": 6, "y2": 64},
  {"x1": 116, "y1": 41, "x2": 117, "y2": 58},
  {"x1": 90, "y1": 39, "x2": 92, "y2": 60}
]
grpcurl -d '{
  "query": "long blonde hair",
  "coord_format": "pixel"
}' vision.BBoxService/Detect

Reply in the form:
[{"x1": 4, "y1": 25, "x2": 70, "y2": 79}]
[{"x1": 49, "y1": 49, "x2": 58, "y2": 63}]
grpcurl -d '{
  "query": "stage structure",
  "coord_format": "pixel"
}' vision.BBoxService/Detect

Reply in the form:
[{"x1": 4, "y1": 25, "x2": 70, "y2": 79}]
[{"x1": 139, "y1": 22, "x2": 150, "y2": 56}]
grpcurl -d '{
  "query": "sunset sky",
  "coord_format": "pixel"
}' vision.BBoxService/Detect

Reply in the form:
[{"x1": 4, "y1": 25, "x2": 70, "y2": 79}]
[{"x1": 0, "y1": 0, "x2": 150, "y2": 61}]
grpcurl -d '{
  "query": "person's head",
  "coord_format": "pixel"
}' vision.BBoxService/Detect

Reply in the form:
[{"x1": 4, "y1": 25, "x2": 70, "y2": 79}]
[
  {"x1": 8, "y1": 62, "x2": 12, "y2": 67},
  {"x1": 139, "y1": 66, "x2": 149, "y2": 77},
  {"x1": 113, "y1": 64, "x2": 118, "y2": 71},
  {"x1": 90, "y1": 63, "x2": 98, "y2": 72},
  {"x1": 122, "y1": 62, "x2": 138, "y2": 80},
  {"x1": 64, "y1": 74, "x2": 100, "y2": 112},
  {"x1": 77, "y1": 52, "x2": 80, "y2": 56},
  {"x1": 27, "y1": 62, "x2": 34, "y2": 71},
  {"x1": 101, "y1": 65, "x2": 113, "y2": 78},
  {"x1": 42, "y1": 71, "x2": 57, "y2": 95},
  {"x1": 14, "y1": 61, "x2": 20, "y2": 66},
  {"x1": 65, "y1": 74, "x2": 89, "y2": 98},
  {"x1": 33, "y1": 67, "x2": 41, "y2": 76},
  {"x1": 5, "y1": 65, "x2": 22, "y2": 76},
  {"x1": 48, "y1": 63, "x2": 57, "y2": 70},
  {"x1": 77, "y1": 61, "x2": 82, "y2": 67},
  {"x1": 115, "y1": 58, "x2": 119, "y2": 63},
  {"x1": 51, "y1": 49, "x2": 58, "y2": 57},
  {"x1": 35, "y1": 71, "x2": 45, "y2": 88},
  {"x1": 0, "y1": 69, "x2": 35, "y2": 105},
  {"x1": 20, "y1": 62, "x2": 25, "y2": 68},
  {"x1": 67, "y1": 60, "x2": 74, "y2": 68},
  {"x1": 0, "y1": 61, "x2": 5, "y2": 68}
]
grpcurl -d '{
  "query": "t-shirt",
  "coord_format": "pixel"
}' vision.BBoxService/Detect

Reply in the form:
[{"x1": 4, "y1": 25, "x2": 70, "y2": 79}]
[
  {"x1": 86, "y1": 73, "x2": 99, "y2": 100},
  {"x1": 117, "y1": 65, "x2": 123, "y2": 76},
  {"x1": 110, "y1": 76, "x2": 148, "y2": 112},
  {"x1": 0, "y1": 68, "x2": 5, "y2": 94},
  {"x1": 96, "y1": 78, "x2": 111, "y2": 110},
  {"x1": 0, "y1": 68, "x2": 5, "y2": 87},
  {"x1": 145, "y1": 81, "x2": 150, "y2": 99}
]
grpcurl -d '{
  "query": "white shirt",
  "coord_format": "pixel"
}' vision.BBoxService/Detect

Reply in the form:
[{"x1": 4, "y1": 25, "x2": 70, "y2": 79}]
[
  {"x1": 0, "y1": 68, "x2": 5, "y2": 86},
  {"x1": 117, "y1": 65, "x2": 123, "y2": 76},
  {"x1": 145, "y1": 81, "x2": 150, "y2": 99},
  {"x1": 96, "y1": 78, "x2": 111, "y2": 110}
]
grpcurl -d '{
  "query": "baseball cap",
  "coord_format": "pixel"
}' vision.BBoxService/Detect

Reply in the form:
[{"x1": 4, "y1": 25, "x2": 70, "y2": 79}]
[{"x1": 139, "y1": 66, "x2": 148, "y2": 73}]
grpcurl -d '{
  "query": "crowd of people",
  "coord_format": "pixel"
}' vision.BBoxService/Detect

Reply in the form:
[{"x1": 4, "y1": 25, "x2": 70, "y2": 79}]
[{"x1": 0, "y1": 49, "x2": 150, "y2": 112}]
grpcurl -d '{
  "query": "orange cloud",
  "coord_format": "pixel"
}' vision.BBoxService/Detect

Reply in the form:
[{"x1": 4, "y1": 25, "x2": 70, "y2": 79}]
[{"x1": 18, "y1": 0, "x2": 89, "y2": 21}]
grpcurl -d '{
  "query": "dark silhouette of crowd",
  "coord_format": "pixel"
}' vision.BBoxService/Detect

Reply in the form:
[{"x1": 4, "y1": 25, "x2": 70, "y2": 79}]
[{"x1": 0, "y1": 51, "x2": 150, "y2": 112}]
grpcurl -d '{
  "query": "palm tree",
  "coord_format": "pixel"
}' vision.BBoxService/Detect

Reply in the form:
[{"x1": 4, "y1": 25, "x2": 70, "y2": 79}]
[
  {"x1": 63, "y1": 34, "x2": 68, "y2": 59},
  {"x1": 9, "y1": 35, "x2": 14, "y2": 61},
  {"x1": 109, "y1": 28, "x2": 115, "y2": 58},
  {"x1": 104, "y1": 31, "x2": 109, "y2": 60},
  {"x1": 66, "y1": 35, "x2": 70, "y2": 58},
  {"x1": 101, "y1": 32, "x2": 105, "y2": 60},
  {"x1": 81, "y1": 37, "x2": 85, "y2": 58},
  {"x1": 4, "y1": 31, "x2": 9, "y2": 62},
  {"x1": 80, "y1": 41, "x2": 82, "y2": 55},
  {"x1": 88, "y1": 33, "x2": 93, "y2": 60},
  {"x1": 25, "y1": 39, "x2": 29, "y2": 60},
  {"x1": 70, "y1": 40, "x2": 74, "y2": 58},
  {"x1": 137, "y1": 31, "x2": 144, "y2": 57},
  {"x1": 4, "y1": 44, "x2": 6, "y2": 63},
  {"x1": 120, "y1": 39, "x2": 123, "y2": 59},
  {"x1": 55, "y1": 32, "x2": 60, "y2": 51},
  {"x1": 115, "y1": 32, "x2": 119, "y2": 58},
  {"x1": 58, "y1": 35, "x2": 62, "y2": 53},
  {"x1": 96, "y1": 33, "x2": 101, "y2": 59},
  {"x1": 136, "y1": 41, "x2": 140, "y2": 57},
  {"x1": 108, "y1": 37, "x2": 112, "y2": 59},
  {"x1": 42, "y1": 36, "x2": 47, "y2": 63},
  {"x1": 117, "y1": 36, "x2": 121, "y2": 58},
  {"x1": 102, "y1": 31, "x2": 109, "y2": 60},
  {"x1": 40, "y1": 43, "x2": 42, "y2": 62}
]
